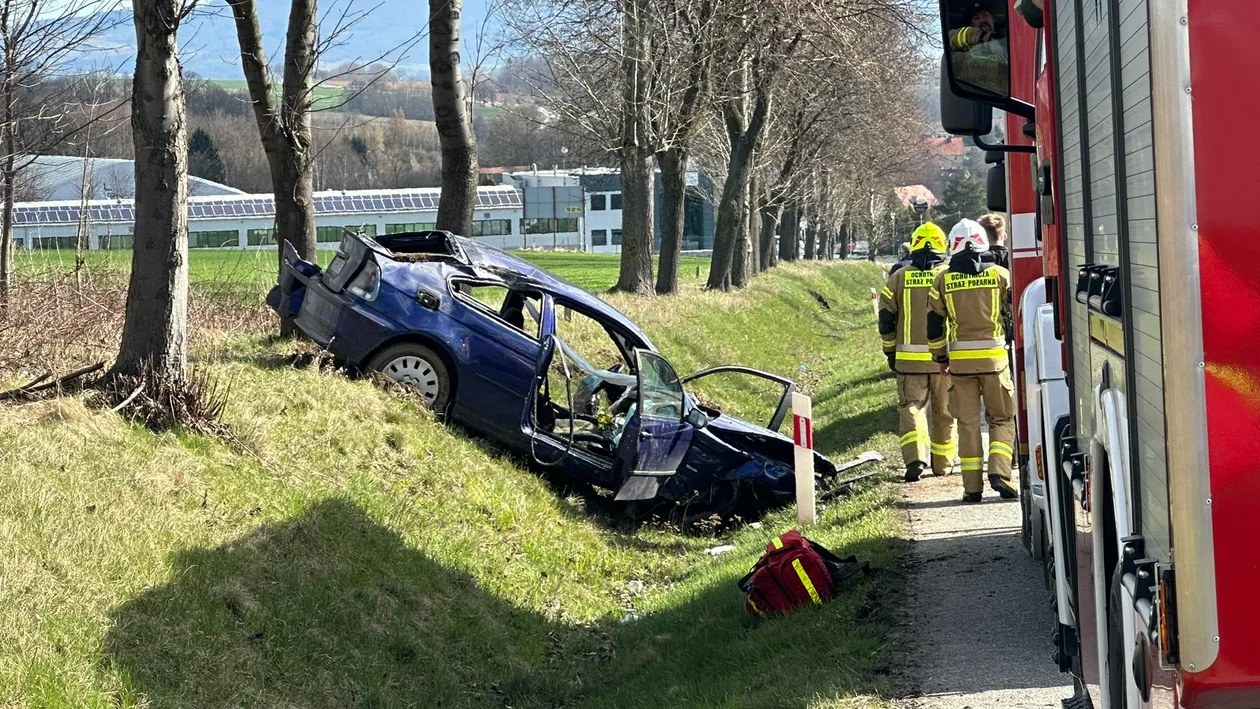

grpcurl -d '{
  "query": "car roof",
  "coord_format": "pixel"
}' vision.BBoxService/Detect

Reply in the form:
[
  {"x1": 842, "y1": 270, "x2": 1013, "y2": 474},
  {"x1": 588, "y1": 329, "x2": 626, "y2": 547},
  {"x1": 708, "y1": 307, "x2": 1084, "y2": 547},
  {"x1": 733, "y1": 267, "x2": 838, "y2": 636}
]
[{"x1": 454, "y1": 237, "x2": 656, "y2": 350}]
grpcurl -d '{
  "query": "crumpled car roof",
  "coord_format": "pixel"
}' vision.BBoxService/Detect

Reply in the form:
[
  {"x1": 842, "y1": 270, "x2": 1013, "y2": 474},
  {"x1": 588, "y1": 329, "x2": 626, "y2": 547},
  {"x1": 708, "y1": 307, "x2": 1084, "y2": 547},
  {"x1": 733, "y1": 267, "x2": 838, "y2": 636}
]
[{"x1": 454, "y1": 237, "x2": 656, "y2": 350}]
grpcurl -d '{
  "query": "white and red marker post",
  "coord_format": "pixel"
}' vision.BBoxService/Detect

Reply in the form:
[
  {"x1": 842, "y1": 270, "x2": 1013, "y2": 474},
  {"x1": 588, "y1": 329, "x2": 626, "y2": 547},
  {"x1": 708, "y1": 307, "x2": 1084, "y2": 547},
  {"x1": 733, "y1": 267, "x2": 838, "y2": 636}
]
[{"x1": 792, "y1": 392, "x2": 816, "y2": 525}]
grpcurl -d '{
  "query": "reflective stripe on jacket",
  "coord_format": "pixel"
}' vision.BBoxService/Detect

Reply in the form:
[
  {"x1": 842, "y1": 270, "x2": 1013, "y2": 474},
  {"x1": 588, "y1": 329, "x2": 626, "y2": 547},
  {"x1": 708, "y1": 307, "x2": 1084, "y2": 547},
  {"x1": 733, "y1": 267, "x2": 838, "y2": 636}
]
[
  {"x1": 927, "y1": 263, "x2": 1011, "y2": 374},
  {"x1": 878, "y1": 261, "x2": 948, "y2": 374}
]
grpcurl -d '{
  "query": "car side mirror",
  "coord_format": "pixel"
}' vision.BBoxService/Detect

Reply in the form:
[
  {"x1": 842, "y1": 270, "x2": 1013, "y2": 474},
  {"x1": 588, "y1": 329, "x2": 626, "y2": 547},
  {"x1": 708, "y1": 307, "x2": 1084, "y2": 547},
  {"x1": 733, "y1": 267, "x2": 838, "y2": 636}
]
[{"x1": 685, "y1": 407, "x2": 710, "y2": 429}]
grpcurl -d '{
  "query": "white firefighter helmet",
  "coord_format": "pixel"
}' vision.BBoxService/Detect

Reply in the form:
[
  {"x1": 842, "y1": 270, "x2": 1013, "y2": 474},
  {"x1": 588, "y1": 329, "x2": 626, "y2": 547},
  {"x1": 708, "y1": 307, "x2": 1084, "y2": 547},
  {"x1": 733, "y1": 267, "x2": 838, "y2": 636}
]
[{"x1": 948, "y1": 218, "x2": 989, "y2": 255}]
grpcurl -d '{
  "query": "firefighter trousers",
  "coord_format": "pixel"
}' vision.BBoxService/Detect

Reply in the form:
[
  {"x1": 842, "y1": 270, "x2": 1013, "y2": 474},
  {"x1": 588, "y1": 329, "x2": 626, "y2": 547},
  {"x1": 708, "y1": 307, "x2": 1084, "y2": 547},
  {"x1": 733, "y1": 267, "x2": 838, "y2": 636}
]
[
  {"x1": 949, "y1": 369, "x2": 1016, "y2": 494},
  {"x1": 897, "y1": 373, "x2": 957, "y2": 475}
]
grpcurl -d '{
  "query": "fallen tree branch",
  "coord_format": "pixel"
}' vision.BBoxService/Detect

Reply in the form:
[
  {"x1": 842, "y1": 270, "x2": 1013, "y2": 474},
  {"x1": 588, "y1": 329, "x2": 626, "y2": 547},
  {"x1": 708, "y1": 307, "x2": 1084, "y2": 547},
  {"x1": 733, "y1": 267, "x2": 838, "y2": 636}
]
[
  {"x1": 109, "y1": 383, "x2": 145, "y2": 413},
  {"x1": 0, "y1": 372, "x2": 51, "y2": 400},
  {"x1": 0, "y1": 362, "x2": 104, "y2": 401}
]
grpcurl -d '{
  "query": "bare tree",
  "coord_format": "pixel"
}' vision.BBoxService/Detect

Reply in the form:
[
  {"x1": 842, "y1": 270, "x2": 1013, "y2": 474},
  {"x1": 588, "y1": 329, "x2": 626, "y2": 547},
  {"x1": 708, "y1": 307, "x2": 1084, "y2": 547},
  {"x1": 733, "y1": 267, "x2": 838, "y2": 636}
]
[
  {"x1": 228, "y1": 0, "x2": 317, "y2": 297},
  {"x1": 654, "y1": 0, "x2": 716, "y2": 294},
  {"x1": 430, "y1": 0, "x2": 478, "y2": 235},
  {"x1": 114, "y1": 0, "x2": 192, "y2": 379},
  {"x1": 0, "y1": 0, "x2": 121, "y2": 304}
]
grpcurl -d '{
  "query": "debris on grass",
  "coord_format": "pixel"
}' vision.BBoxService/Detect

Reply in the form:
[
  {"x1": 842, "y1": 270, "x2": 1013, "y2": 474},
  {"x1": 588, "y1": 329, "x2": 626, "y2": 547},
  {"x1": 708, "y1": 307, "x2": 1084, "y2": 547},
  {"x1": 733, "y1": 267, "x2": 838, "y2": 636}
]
[{"x1": 103, "y1": 364, "x2": 230, "y2": 434}]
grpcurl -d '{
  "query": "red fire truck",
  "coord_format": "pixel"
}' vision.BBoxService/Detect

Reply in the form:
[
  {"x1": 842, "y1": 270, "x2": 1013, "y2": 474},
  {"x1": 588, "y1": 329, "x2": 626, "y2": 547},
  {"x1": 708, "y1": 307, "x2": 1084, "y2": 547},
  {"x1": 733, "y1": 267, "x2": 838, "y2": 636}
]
[{"x1": 936, "y1": 1, "x2": 1260, "y2": 708}]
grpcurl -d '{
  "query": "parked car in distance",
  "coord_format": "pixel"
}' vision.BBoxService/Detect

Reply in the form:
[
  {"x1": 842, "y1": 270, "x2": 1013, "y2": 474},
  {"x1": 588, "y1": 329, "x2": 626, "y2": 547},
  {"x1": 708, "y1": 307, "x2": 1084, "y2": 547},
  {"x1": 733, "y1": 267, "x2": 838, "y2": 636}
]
[{"x1": 268, "y1": 231, "x2": 844, "y2": 518}]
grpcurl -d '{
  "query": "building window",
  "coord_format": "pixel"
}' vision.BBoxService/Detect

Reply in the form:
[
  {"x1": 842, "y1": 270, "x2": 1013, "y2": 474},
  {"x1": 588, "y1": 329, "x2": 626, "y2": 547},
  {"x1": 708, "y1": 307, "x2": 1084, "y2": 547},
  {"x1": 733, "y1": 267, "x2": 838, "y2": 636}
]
[
  {"x1": 318, "y1": 224, "x2": 377, "y2": 243},
  {"x1": 471, "y1": 219, "x2": 511, "y2": 237},
  {"x1": 590, "y1": 194, "x2": 606, "y2": 211},
  {"x1": 247, "y1": 228, "x2": 275, "y2": 246},
  {"x1": 98, "y1": 233, "x2": 134, "y2": 250},
  {"x1": 190, "y1": 230, "x2": 239, "y2": 249},
  {"x1": 611, "y1": 229, "x2": 622, "y2": 245},
  {"x1": 591, "y1": 229, "x2": 607, "y2": 246},
  {"x1": 32, "y1": 236, "x2": 81, "y2": 250},
  {"x1": 523, "y1": 218, "x2": 579, "y2": 234},
  {"x1": 610, "y1": 192, "x2": 622, "y2": 210},
  {"x1": 386, "y1": 222, "x2": 436, "y2": 234}
]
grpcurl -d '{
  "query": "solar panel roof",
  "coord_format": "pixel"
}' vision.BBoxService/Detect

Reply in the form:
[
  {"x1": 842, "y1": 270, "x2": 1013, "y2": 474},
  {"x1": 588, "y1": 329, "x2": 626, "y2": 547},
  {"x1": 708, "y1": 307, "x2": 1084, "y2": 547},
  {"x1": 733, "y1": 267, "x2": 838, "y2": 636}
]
[{"x1": 11, "y1": 187, "x2": 524, "y2": 226}]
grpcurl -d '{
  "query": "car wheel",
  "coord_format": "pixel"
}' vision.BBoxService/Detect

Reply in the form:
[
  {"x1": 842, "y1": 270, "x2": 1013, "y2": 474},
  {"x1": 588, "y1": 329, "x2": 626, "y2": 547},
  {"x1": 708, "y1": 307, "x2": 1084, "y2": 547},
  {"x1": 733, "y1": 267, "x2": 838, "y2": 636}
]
[{"x1": 367, "y1": 343, "x2": 452, "y2": 413}]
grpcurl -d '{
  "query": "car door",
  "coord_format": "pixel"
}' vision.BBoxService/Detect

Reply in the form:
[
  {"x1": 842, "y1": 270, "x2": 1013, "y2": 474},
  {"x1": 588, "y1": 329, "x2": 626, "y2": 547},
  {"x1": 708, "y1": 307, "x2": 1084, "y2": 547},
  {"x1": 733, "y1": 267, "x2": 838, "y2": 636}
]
[
  {"x1": 679, "y1": 366, "x2": 796, "y2": 432},
  {"x1": 612, "y1": 349, "x2": 694, "y2": 501}
]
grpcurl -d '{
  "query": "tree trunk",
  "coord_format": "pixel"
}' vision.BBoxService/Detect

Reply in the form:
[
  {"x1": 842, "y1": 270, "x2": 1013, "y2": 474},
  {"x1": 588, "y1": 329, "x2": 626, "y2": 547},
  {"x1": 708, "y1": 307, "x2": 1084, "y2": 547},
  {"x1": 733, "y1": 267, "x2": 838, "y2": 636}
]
[
  {"x1": 0, "y1": 128, "x2": 13, "y2": 308},
  {"x1": 277, "y1": 0, "x2": 318, "y2": 262},
  {"x1": 613, "y1": 0, "x2": 654, "y2": 295},
  {"x1": 747, "y1": 173, "x2": 760, "y2": 276},
  {"x1": 0, "y1": 65, "x2": 13, "y2": 307},
  {"x1": 778, "y1": 201, "x2": 798, "y2": 262},
  {"x1": 430, "y1": 0, "x2": 477, "y2": 235},
  {"x1": 731, "y1": 172, "x2": 750, "y2": 287},
  {"x1": 655, "y1": 147, "x2": 687, "y2": 295},
  {"x1": 114, "y1": 0, "x2": 188, "y2": 378},
  {"x1": 803, "y1": 218, "x2": 816, "y2": 260},
  {"x1": 707, "y1": 134, "x2": 754, "y2": 290},
  {"x1": 837, "y1": 222, "x2": 849, "y2": 258},
  {"x1": 759, "y1": 201, "x2": 780, "y2": 269},
  {"x1": 615, "y1": 148, "x2": 655, "y2": 294},
  {"x1": 228, "y1": 0, "x2": 317, "y2": 336}
]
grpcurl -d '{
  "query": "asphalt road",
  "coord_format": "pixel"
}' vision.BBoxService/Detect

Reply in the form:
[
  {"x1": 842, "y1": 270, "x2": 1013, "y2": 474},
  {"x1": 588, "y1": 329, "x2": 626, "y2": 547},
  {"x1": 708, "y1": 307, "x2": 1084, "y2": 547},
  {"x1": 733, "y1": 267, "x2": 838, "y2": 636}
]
[{"x1": 892, "y1": 473, "x2": 1074, "y2": 709}]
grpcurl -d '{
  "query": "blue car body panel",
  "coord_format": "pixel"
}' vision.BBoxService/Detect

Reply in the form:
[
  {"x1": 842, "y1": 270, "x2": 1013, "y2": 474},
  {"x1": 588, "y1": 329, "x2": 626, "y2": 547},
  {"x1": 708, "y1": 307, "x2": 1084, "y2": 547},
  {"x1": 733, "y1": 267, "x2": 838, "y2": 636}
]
[{"x1": 270, "y1": 232, "x2": 837, "y2": 504}]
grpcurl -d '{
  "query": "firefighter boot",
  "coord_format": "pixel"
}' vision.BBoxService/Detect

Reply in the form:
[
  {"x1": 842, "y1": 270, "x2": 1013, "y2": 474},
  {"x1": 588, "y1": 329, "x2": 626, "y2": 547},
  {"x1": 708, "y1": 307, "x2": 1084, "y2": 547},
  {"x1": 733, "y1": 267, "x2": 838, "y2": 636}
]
[
  {"x1": 962, "y1": 491, "x2": 982, "y2": 503},
  {"x1": 989, "y1": 474, "x2": 1018, "y2": 499},
  {"x1": 905, "y1": 461, "x2": 927, "y2": 483}
]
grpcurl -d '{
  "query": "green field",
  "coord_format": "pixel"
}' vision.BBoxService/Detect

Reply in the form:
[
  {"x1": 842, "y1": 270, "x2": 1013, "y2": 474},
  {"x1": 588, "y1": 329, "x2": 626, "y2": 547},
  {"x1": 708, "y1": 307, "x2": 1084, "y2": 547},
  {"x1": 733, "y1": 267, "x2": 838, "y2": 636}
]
[
  {"x1": 13, "y1": 248, "x2": 713, "y2": 299},
  {"x1": 205, "y1": 79, "x2": 347, "y2": 111},
  {"x1": 0, "y1": 256, "x2": 901, "y2": 707}
]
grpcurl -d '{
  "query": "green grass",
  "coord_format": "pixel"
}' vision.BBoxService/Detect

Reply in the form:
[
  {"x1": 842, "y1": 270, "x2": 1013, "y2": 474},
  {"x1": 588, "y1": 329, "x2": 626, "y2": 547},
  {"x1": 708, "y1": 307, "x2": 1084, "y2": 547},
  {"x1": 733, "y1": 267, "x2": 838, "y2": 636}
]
[
  {"x1": 12, "y1": 248, "x2": 712, "y2": 302},
  {"x1": 0, "y1": 258, "x2": 901, "y2": 708},
  {"x1": 205, "y1": 78, "x2": 347, "y2": 110}
]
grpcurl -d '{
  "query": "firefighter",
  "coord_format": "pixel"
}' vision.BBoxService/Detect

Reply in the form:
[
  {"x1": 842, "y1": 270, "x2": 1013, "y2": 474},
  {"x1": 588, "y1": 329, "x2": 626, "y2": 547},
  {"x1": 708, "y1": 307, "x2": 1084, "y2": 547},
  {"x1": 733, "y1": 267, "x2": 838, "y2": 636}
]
[
  {"x1": 949, "y1": 5, "x2": 996, "y2": 52},
  {"x1": 878, "y1": 221, "x2": 957, "y2": 482},
  {"x1": 928, "y1": 219, "x2": 1016, "y2": 502}
]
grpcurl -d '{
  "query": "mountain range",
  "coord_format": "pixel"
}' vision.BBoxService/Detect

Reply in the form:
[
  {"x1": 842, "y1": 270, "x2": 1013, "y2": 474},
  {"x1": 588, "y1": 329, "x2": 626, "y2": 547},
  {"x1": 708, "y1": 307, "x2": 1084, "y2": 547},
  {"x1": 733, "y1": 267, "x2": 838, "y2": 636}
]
[{"x1": 73, "y1": 0, "x2": 498, "y2": 80}]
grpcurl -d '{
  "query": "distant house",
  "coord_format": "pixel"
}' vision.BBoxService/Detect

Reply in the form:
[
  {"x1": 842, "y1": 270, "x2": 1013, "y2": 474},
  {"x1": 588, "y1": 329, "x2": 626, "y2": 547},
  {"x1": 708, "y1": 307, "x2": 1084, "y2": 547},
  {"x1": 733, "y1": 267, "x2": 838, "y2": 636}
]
[
  {"x1": 21, "y1": 155, "x2": 243, "y2": 201},
  {"x1": 893, "y1": 185, "x2": 941, "y2": 211}
]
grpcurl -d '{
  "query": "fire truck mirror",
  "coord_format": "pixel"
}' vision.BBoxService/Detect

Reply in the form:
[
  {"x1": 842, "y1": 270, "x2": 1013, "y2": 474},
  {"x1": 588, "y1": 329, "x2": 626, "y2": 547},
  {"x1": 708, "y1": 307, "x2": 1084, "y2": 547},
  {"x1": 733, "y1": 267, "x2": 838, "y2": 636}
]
[
  {"x1": 986, "y1": 165, "x2": 1007, "y2": 212},
  {"x1": 940, "y1": 56, "x2": 993, "y2": 136},
  {"x1": 938, "y1": 0, "x2": 1033, "y2": 119}
]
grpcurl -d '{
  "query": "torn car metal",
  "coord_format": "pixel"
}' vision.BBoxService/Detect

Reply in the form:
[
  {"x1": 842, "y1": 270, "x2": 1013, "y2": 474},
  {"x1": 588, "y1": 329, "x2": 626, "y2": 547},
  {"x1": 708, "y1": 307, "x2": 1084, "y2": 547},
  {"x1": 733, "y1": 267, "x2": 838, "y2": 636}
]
[{"x1": 268, "y1": 230, "x2": 842, "y2": 513}]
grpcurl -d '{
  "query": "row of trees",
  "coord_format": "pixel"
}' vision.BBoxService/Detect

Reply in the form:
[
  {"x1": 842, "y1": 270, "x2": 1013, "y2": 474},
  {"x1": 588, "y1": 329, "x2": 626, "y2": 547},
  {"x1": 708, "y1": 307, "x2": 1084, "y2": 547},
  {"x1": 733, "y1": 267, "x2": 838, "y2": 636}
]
[{"x1": 502, "y1": 0, "x2": 931, "y2": 293}]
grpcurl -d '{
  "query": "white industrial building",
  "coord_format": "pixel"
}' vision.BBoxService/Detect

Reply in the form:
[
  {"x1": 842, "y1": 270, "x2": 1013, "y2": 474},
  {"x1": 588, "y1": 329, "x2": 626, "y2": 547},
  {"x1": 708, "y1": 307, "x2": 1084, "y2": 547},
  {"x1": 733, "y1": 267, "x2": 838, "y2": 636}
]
[
  {"x1": 22, "y1": 155, "x2": 245, "y2": 201},
  {"x1": 10, "y1": 186, "x2": 587, "y2": 252}
]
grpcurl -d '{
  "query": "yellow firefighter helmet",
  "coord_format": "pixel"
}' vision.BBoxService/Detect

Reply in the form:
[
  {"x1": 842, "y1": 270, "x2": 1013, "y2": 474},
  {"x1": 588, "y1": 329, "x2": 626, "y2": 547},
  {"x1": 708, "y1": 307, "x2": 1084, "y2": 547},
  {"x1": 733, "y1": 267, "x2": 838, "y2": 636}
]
[{"x1": 909, "y1": 222, "x2": 947, "y2": 254}]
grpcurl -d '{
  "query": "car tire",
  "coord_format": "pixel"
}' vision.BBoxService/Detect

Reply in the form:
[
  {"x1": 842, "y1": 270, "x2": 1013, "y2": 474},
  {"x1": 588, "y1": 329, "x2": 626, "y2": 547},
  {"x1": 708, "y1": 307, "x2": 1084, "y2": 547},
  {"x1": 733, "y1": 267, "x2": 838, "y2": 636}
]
[{"x1": 366, "y1": 343, "x2": 453, "y2": 413}]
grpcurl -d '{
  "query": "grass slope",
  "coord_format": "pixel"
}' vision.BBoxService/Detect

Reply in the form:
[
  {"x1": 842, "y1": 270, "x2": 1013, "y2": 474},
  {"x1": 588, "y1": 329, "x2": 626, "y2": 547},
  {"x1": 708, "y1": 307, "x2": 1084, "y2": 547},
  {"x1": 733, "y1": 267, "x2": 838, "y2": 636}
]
[{"x1": 0, "y1": 259, "x2": 899, "y2": 708}]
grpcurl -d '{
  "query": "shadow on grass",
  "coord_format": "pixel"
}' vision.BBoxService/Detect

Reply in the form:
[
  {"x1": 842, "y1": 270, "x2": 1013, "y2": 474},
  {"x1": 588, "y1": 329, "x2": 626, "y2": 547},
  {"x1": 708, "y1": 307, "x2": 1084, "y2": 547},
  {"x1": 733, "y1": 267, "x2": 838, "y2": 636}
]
[
  {"x1": 813, "y1": 403, "x2": 898, "y2": 457},
  {"x1": 102, "y1": 499, "x2": 896, "y2": 708}
]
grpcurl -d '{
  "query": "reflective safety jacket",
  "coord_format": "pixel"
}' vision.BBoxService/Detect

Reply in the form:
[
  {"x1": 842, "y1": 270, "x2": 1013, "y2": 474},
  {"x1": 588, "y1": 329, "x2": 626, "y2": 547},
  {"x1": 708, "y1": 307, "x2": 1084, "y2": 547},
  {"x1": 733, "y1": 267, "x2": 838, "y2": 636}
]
[
  {"x1": 927, "y1": 255, "x2": 1012, "y2": 374},
  {"x1": 879, "y1": 252, "x2": 948, "y2": 374}
]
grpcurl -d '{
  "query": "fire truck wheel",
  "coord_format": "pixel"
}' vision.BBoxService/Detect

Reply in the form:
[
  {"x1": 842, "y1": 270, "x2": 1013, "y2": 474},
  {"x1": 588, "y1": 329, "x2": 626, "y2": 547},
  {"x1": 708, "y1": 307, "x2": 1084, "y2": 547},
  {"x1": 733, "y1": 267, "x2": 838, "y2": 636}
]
[{"x1": 1107, "y1": 565, "x2": 1128, "y2": 709}]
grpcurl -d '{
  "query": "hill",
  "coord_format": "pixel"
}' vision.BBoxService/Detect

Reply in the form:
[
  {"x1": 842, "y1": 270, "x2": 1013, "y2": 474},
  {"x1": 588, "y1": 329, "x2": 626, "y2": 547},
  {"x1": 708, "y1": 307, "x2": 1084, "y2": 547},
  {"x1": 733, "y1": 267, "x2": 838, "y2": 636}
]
[{"x1": 74, "y1": 0, "x2": 500, "y2": 80}]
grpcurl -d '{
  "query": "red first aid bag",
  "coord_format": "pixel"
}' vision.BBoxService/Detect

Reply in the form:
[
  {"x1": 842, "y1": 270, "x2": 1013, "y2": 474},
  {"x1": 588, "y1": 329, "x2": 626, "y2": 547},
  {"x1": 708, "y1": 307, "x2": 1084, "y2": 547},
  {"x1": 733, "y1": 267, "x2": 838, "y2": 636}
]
[{"x1": 737, "y1": 529, "x2": 869, "y2": 617}]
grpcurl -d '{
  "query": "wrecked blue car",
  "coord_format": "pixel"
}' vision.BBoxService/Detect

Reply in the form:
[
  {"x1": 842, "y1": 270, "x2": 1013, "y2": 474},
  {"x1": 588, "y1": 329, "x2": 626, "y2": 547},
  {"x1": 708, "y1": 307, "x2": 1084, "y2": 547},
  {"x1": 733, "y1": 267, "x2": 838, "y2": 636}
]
[{"x1": 268, "y1": 230, "x2": 841, "y2": 516}]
